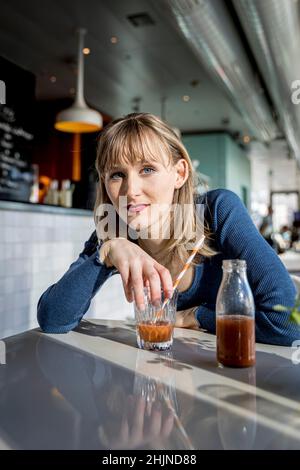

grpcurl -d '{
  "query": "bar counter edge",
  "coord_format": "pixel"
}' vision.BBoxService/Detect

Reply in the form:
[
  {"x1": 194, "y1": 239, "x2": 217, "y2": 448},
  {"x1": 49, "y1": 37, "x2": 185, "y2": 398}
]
[{"x1": 0, "y1": 199, "x2": 92, "y2": 217}]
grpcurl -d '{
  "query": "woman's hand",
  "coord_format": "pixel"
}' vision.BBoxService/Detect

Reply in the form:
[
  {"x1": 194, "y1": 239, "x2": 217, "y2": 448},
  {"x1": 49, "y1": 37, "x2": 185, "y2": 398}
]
[
  {"x1": 100, "y1": 238, "x2": 173, "y2": 310},
  {"x1": 175, "y1": 307, "x2": 199, "y2": 329},
  {"x1": 98, "y1": 394, "x2": 174, "y2": 450}
]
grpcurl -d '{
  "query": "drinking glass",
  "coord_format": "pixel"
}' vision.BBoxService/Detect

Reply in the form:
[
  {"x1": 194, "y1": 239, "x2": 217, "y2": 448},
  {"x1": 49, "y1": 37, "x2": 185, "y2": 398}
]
[{"x1": 133, "y1": 287, "x2": 178, "y2": 351}]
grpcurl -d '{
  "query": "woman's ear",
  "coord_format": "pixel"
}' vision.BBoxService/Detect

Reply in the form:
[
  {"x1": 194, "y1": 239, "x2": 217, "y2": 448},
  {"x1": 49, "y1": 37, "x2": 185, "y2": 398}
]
[{"x1": 174, "y1": 159, "x2": 189, "y2": 189}]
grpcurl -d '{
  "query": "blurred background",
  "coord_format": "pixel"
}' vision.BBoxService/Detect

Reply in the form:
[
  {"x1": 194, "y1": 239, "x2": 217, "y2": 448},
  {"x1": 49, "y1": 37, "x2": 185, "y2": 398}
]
[{"x1": 1, "y1": 0, "x2": 300, "y2": 338}]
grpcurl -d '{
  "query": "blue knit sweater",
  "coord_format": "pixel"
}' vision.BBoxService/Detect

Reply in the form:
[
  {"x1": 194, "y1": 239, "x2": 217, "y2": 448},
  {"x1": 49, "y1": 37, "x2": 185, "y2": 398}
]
[{"x1": 37, "y1": 189, "x2": 300, "y2": 346}]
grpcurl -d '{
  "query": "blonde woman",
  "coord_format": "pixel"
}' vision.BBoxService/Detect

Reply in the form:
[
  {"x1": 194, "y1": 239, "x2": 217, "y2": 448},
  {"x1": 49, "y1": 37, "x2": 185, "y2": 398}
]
[{"x1": 38, "y1": 113, "x2": 298, "y2": 345}]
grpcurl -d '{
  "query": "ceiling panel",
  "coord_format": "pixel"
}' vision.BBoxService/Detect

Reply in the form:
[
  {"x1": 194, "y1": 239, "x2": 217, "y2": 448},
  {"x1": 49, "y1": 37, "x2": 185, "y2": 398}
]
[{"x1": 0, "y1": 0, "x2": 251, "y2": 135}]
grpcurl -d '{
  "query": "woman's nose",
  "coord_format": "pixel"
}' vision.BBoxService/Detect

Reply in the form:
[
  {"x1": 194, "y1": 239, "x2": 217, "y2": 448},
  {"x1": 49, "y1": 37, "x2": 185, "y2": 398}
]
[{"x1": 124, "y1": 172, "x2": 142, "y2": 197}]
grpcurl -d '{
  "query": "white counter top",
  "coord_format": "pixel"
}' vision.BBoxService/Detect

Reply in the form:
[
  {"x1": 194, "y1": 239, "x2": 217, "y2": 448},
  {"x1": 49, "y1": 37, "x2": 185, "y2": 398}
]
[{"x1": 0, "y1": 320, "x2": 299, "y2": 450}]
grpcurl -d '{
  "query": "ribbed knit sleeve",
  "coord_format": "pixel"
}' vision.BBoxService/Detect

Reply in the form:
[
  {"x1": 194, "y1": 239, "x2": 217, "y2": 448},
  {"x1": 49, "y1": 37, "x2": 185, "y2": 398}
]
[
  {"x1": 195, "y1": 189, "x2": 300, "y2": 346},
  {"x1": 37, "y1": 231, "x2": 116, "y2": 334}
]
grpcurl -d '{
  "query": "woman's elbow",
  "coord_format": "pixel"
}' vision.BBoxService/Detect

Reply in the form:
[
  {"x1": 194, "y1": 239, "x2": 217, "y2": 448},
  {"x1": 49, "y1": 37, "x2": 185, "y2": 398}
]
[
  {"x1": 256, "y1": 313, "x2": 300, "y2": 346},
  {"x1": 37, "y1": 293, "x2": 79, "y2": 334},
  {"x1": 37, "y1": 309, "x2": 78, "y2": 334}
]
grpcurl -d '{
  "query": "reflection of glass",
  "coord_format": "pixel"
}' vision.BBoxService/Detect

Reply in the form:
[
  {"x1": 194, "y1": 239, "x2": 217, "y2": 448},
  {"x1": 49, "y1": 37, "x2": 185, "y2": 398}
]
[
  {"x1": 133, "y1": 350, "x2": 194, "y2": 450},
  {"x1": 134, "y1": 287, "x2": 178, "y2": 350},
  {"x1": 133, "y1": 350, "x2": 178, "y2": 414}
]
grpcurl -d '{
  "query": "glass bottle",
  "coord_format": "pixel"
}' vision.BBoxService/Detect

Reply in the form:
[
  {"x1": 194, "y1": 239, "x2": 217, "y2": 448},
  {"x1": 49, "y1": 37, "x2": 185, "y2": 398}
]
[{"x1": 216, "y1": 259, "x2": 255, "y2": 367}]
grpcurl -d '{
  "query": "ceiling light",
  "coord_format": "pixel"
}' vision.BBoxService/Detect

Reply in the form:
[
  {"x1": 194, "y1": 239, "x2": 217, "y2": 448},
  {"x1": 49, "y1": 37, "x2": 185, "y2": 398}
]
[
  {"x1": 110, "y1": 36, "x2": 118, "y2": 44},
  {"x1": 50, "y1": 75, "x2": 57, "y2": 83},
  {"x1": 83, "y1": 47, "x2": 90, "y2": 55},
  {"x1": 55, "y1": 28, "x2": 102, "y2": 133},
  {"x1": 182, "y1": 95, "x2": 190, "y2": 102}
]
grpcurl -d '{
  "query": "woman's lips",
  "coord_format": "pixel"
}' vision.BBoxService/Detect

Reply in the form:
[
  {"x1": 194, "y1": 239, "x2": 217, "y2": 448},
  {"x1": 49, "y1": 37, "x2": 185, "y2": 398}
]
[{"x1": 127, "y1": 204, "x2": 149, "y2": 213}]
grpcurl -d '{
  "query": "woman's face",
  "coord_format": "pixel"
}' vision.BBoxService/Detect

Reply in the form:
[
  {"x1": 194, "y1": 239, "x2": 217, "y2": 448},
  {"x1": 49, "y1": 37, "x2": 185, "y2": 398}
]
[{"x1": 104, "y1": 151, "x2": 188, "y2": 234}]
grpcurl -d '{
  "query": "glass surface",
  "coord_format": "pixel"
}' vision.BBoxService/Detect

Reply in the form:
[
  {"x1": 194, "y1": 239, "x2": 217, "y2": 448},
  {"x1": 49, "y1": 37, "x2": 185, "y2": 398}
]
[
  {"x1": 134, "y1": 287, "x2": 178, "y2": 351},
  {"x1": 1, "y1": 322, "x2": 300, "y2": 449}
]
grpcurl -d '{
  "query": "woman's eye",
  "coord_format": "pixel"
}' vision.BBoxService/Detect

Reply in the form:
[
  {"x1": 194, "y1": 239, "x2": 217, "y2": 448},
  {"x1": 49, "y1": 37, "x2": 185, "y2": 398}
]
[
  {"x1": 142, "y1": 167, "x2": 155, "y2": 174},
  {"x1": 110, "y1": 171, "x2": 124, "y2": 180}
]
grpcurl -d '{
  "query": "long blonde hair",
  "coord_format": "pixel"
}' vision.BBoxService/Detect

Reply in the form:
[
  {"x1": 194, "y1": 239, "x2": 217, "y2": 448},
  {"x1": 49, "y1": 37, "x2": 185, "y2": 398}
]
[{"x1": 94, "y1": 113, "x2": 216, "y2": 264}]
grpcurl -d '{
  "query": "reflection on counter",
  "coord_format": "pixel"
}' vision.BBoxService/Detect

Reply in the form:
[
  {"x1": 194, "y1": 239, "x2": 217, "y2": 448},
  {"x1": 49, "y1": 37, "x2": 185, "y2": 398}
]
[{"x1": 1, "y1": 327, "x2": 300, "y2": 450}]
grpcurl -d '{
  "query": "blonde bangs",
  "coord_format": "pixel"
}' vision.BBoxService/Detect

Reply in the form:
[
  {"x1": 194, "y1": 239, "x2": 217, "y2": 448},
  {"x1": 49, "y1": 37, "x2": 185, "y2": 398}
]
[{"x1": 98, "y1": 122, "x2": 172, "y2": 175}]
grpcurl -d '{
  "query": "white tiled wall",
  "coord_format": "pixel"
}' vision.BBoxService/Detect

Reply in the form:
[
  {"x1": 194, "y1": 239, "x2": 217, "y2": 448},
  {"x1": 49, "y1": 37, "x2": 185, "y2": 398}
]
[{"x1": 0, "y1": 209, "x2": 133, "y2": 339}]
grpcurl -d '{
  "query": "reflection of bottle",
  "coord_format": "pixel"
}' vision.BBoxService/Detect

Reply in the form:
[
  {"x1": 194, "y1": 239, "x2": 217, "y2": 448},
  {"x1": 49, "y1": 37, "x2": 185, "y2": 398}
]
[
  {"x1": 216, "y1": 260, "x2": 255, "y2": 367},
  {"x1": 216, "y1": 367, "x2": 257, "y2": 450}
]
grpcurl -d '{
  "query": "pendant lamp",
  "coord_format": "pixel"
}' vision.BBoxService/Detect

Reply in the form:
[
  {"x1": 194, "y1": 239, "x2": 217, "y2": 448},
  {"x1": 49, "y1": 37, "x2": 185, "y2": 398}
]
[{"x1": 55, "y1": 28, "x2": 102, "y2": 133}]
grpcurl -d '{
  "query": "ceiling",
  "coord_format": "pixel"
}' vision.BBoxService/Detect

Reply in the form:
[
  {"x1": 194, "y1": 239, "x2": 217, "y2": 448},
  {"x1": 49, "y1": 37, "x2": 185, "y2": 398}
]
[{"x1": 0, "y1": 0, "x2": 256, "y2": 135}]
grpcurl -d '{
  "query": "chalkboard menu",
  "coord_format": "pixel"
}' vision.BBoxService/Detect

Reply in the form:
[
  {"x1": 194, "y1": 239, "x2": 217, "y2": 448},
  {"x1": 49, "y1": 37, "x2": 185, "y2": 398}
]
[{"x1": 0, "y1": 57, "x2": 35, "y2": 201}]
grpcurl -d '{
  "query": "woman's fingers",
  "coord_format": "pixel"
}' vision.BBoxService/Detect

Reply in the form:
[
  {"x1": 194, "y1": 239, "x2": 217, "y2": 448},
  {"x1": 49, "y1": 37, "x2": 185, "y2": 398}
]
[
  {"x1": 119, "y1": 412, "x2": 130, "y2": 444},
  {"x1": 118, "y1": 262, "x2": 132, "y2": 302},
  {"x1": 130, "y1": 262, "x2": 145, "y2": 311},
  {"x1": 148, "y1": 401, "x2": 162, "y2": 438},
  {"x1": 131, "y1": 395, "x2": 146, "y2": 444},
  {"x1": 107, "y1": 239, "x2": 174, "y2": 308},
  {"x1": 116, "y1": 250, "x2": 173, "y2": 309},
  {"x1": 131, "y1": 261, "x2": 173, "y2": 309},
  {"x1": 161, "y1": 409, "x2": 175, "y2": 438},
  {"x1": 154, "y1": 263, "x2": 173, "y2": 299},
  {"x1": 143, "y1": 263, "x2": 162, "y2": 307}
]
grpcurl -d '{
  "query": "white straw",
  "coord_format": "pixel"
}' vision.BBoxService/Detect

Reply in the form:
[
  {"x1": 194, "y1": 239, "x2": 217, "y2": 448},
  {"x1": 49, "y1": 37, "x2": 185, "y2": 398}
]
[{"x1": 158, "y1": 235, "x2": 205, "y2": 314}]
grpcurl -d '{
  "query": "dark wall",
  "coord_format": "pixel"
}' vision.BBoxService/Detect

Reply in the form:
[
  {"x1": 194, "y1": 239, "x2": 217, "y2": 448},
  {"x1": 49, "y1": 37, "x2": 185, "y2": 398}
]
[
  {"x1": 32, "y1": 99, "x2": 111, "y2": 210},
  {"x1": 0, "y1": 56, "x2": 36, "y2": 201},
  {"x1": 32, "y1": 99, "x2": 74, "y2": 181},
  {"x1": 0, "y1": 55, "x2": 111, "y2": 209}
]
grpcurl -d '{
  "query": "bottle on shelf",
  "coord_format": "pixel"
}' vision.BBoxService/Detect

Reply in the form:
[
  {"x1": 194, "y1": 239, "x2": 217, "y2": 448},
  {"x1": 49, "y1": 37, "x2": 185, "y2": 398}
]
[
  {"x1": 60, "y1": 179, "x2": 75, "y2": 208},
  {"x1": 29, "y1": 164, "x2": 39, "y2": 203},
  {"x1": 44, "y1": 179, "x2": 59, "y2": 205}
]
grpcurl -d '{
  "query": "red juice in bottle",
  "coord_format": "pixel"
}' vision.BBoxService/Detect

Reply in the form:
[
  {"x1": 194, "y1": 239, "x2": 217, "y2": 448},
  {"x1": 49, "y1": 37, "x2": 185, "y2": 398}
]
[
  {"x1": 216, "y1": 260, "x2": 256, "y2": 368},
  {"x1": 217, "y1": 315, "x2": 255, "y2": 367}
]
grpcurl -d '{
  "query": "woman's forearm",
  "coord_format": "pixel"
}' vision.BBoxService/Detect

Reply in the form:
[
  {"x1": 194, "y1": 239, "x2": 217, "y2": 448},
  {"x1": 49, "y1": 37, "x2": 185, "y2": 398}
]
[{"x1": 37, "y1": 252, "x2": 116, "y2": 334}]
